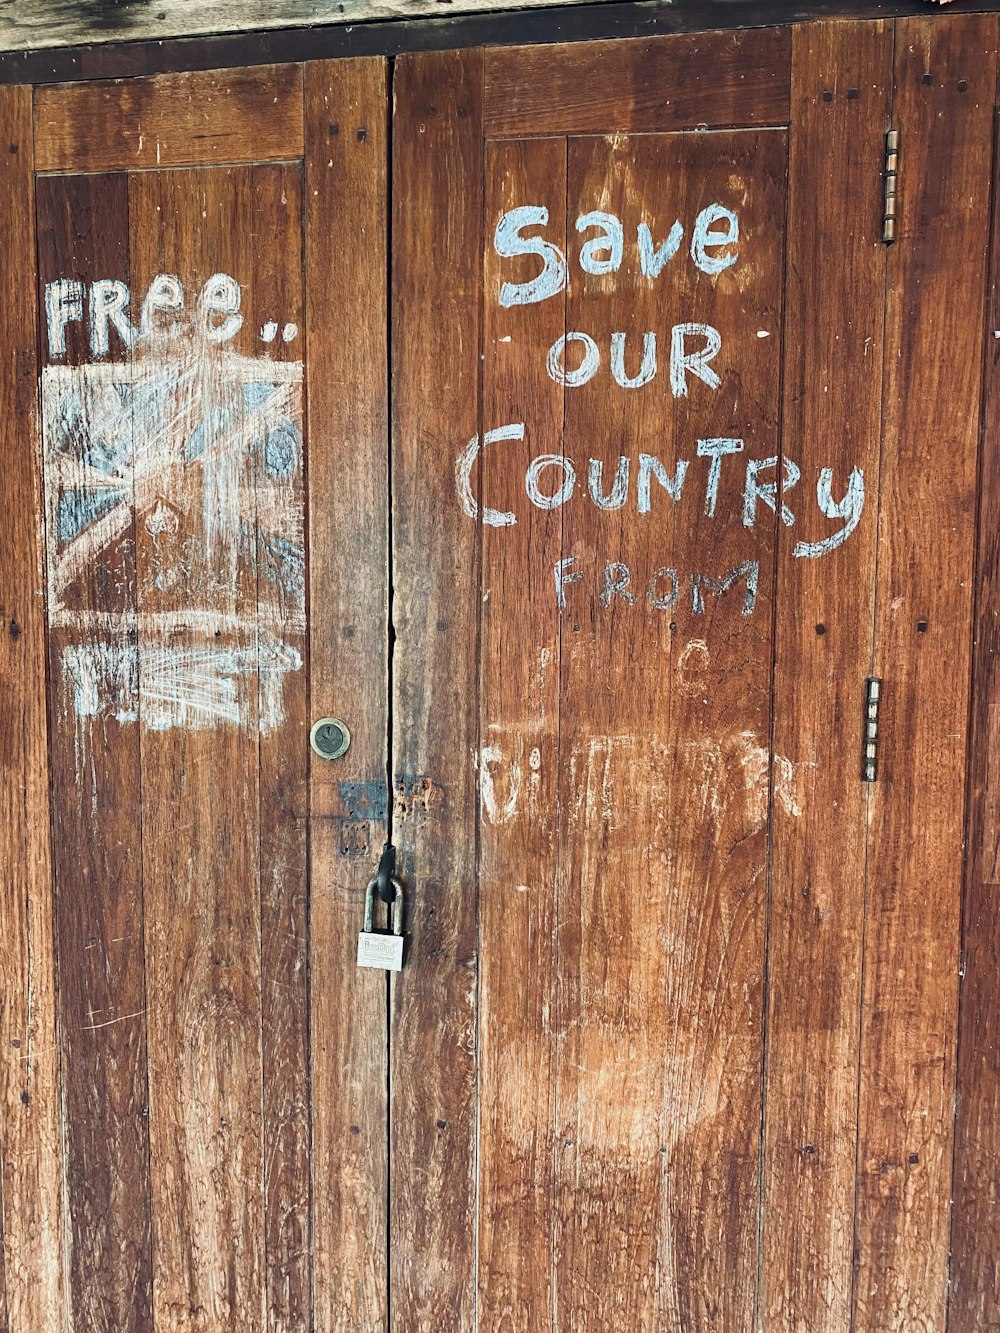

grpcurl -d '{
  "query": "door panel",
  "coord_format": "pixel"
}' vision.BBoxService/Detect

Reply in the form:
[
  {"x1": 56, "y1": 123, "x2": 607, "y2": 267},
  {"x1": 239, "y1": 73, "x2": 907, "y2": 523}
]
[
  {"x1": 0, "y1": 84, "x2": 65, "y2": 1333},
  {"x1": 1, "y1": 17, "x2": 1000, "y2": 1333},
  {"x1": 9, "y1": 59, "x2": 389, "y2": 1332},
  {"x1": 855, "y1": 18, "x2": 997, "y2": 1330},
  {"x1": 390, "y1": 48, "x2": 484, "y2": 1330},
  {"x1": 391, "y1": 17, "x2": 997, "y2": 1333},
  {"x1": 762, "y1": 23, "x2": 892, "y2": 1330}
]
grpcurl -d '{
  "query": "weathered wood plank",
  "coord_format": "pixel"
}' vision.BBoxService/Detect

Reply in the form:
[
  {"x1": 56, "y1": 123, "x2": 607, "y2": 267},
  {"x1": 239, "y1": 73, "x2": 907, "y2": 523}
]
[
  {"x1": 305, "y1": 56, "x2": 390, "y2": 1333},
  {"x1": 476, "y1": 132, "x2": 565, "y2": 1332},
  {"x1": 390, "y1": 47, "x2": 483, "y2": 1332},
  {"x1": 249, "y1": 160, "x2": 311, "y2": 1333},
  {"x1": 34, "y1": 64, "x2": 304, "y2": 173},
  {"x1": 484, "y1": 26, "x2": 790, "y2": 136},
  {"x1": 949, "y1": 91, "x2": 1000, "y2": 1333},
  {"x1": 0, "y1": 86, "x2": 66, "y2": 1333},
  {"x1": 653, "y1": 130, "x2": 784, "y2": 1332},
  {"x1": 131, "y1": 166, "x2": 269, "y2": 1333},
  {"x1": 0, "y1": 0, "x2": 585, "y2": 53},
  {"x1": 36, "y1": 168, "x2": 154, "y2": 1333},
  {"x1": 544, "y1": 128, "x2": 783, "y2": 1330},
  {"x1": 853, "y1": 15, "x2": 998, "y2": 1330},
  {"x1": 761, "y1": 21, "x2": 890, "y2": 1333}
]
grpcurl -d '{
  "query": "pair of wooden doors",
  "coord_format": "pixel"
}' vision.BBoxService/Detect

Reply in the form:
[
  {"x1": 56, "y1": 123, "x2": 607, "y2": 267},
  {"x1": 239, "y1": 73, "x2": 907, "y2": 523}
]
[{"x1": 2, "y1": 12, "x2": 999, "y2": 1331}]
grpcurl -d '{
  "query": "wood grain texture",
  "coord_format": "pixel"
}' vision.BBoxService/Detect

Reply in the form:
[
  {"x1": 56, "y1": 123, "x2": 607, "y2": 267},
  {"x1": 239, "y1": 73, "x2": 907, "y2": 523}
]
[
  {"x1": 761, "y1": 21, "x2": 890, "y2": 1333},
  {"x1": 853, "y1": 15, "x2": 998, "y2": 1331},
  {"x1": 949, "y1": 92, "x2": 1000, "y2": 1333},
  {"x1": 484, "y1": 26, "x2": 790, "y2": 136},
  {"x1": 540, "y1": 129, "x2": 784, "y2": 1331},
  {"x1": 33, "y1": 64, "x2": 304, "y2": 173},
  {"x1": 250, "y1": 161, "x2": 311, "y2": 1333},
  {"x1": 476, "y1": 132, "x2": 565, "y2": 1332},
  {"x1": 36, "y1": 168, "x2": 154, "y2": 1333},
  {"x1": 0, "y1": 0, "x2": 585, "y2": 53},
  {"x1": 132, "y1": 166, "x2": 267, "y2": 1332},
  {"x1": 0, "y1": 86, "x2": 65, "y2": 1333},
  {"x1": 305, "y1": 57, "x2": 390, "y2": 1333},
  {"x1": 390, "y1": 47, "x2": 483, "y2": 1332}
]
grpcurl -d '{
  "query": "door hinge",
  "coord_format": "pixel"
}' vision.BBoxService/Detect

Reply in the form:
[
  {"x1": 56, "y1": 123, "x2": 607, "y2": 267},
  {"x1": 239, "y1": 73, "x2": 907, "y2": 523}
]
[
  {"x1": 883, "y1": 129, "x2": 899, "y2": 244},
  {"x1": 862, "y1": 678, "x2": 882, "y2": 782}
]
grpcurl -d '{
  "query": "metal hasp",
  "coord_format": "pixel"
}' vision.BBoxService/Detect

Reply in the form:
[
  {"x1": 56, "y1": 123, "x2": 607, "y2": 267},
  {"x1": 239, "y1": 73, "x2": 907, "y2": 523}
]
[
  {"x1": 357, "y1": 842, "x2": 405, "y2": 971},
  {"x1": 883, "y1": 129, "x2": 899, "y2": 244},
  {"x1": 862, "y1": 678, "x2": 881, "y2": 782},
  {"x1": 310, "y1": 716, "x2": 351, "y2": 760}
]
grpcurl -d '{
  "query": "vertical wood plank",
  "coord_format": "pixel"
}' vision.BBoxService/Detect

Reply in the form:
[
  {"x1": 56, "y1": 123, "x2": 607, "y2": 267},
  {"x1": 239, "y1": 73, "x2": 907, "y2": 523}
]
[
  {"x1": 762, "y1": 21, "x2": 891, "y2": 1332},
  {"x1": 854, "y1": 16, "x2": 998, "y2": 1330},
  {"x1": 949, "y1": 89, "x2": 1000, "y2": 1333},
  {"x1": 655, "y1": 131, "x2": 785, "y2": 1333},
  {"x1": 477, "y1": 133, "x2": 565, "y2": 1333},
  {"x1": 250, "y1": 160, "x2": 311, "y2": 1333},
  {"x1": 305, "y1": 56, "x2": 390, "y2": 1333},
  {"x1": 548, "y1": 130, "x2": 784, "y2": 1331},
  {"x1": 390, "y1": 48, "x2": 483, "y2": 1332},
  {"x1": 131, "y1": 166, "x2": 267, "y2": 1333},
  {"x1": 36, "y1": 168, "x2": 153, "y2": 1333},
  {"x1": 0, "y1": 86, "x2": 66, "y2": 1333}
]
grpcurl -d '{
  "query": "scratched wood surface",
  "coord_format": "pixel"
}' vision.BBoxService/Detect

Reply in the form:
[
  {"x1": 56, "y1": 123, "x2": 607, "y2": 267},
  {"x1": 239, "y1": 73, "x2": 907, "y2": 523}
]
[
  {"x1": 477, "y1": 132, "x2": 565, "y2": 1330},
  {"x1": 761, "y1": 20, "x2": 891, "y2": 1333},
  {"x1": 483, "y1": 27, "x2": 791, "y2": 136},
  {"x1": 129, "y1": 165, "x2": 271, "y2": 1332},
  {"x1": 36, "y1": 168, "x2": 156, "y2": 1333},
  {"x1": 27, "y1": 58, "x2": 389, "y2": 1333},
  {"x1": 34, "y1": 64, "x2": 305, "y2": 173},
  {"x1": 250, "y1": 160, "x2": 311, "y2": 1333},
  {"x1": 305, "y1": 56, "x2": 390, "y2": 1333},
  {"x1": 951, "y1": 103, "x2": 1000, "y2": 1333},
  {"x1": 853, "y1": 15, "x2": 999, "y2": 1331},
  {"x1": 0, "y1": 86, "x2": 65, "y2": 1333},
  {"x1": 390, "y1": 47, "x2": 483, "y2": 1333}
]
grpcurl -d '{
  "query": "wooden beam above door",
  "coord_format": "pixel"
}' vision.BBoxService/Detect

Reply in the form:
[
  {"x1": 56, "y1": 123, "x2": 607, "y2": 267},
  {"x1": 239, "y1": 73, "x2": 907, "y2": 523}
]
[{"x1": 3, "y1": 0, "x2": 1000, "y2": 85}]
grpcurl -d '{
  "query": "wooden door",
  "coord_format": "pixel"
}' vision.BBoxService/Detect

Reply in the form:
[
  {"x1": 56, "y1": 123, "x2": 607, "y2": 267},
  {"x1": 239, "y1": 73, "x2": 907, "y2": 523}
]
[
  {"x1": 0, "y1": 60, "x2": 392, "y2": 1333},
  {"x1": 2, "y1": 14, "x2": 1000, "y2": 1333},
  {"x1": 390, "y1": 15, "x2": 998, "y2": 1333}
]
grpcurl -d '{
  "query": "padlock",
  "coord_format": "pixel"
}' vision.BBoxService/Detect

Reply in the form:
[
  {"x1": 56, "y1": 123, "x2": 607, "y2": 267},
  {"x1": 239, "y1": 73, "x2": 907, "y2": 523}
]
[{"x1": 357, "y1": 874, "x2": 405, "y2": 971}]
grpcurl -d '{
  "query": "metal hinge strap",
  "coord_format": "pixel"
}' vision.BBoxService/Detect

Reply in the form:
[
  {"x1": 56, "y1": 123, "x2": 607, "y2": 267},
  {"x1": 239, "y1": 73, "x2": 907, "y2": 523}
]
[
  {"x1": 883, "y1": 129, "x2": 899, "y2": 245},
  {"x1": 862, "y1": 678, "x2": 882, "y2": 782}
]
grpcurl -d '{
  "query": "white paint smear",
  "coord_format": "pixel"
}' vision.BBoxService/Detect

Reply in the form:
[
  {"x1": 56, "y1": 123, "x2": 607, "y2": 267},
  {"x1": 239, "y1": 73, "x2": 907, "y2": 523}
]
[{"x1": 41, "y1": 292, "x2": 306, "y2": 737}]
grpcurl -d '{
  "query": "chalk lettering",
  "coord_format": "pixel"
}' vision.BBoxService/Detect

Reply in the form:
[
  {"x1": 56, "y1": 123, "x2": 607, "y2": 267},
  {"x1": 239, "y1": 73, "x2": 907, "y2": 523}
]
[
  {"x1": 638, "y1": 454, "x2": 688, "y2": 512},
  {"x1": 526, "y1": 454, "x2": 576, "y2": 509},
  {"x1": 495, "y1": 205, "x2": 568, "y2": 308},
  {"x1": 610, "y1": 331, "x2": 657, "y2": 389},
  {"x1": 638, "y1": 220, "x2": 684, "y2": 278},
  {"x1": 199, "y1": 272, "x2": 243, "y2": 344},
  {"x1": 589, "y1": 457, "x2": 629, "y2": 511},
  {"x1": 554, "y1": 556, "x2": 583, "y2": 608},
  {"x1": 743, "y1": 456, "x2": 800, "y2": 528},
  {"x1": 793, "y1": 467, "x2": 865, "y2": 558},
  {"x1": 45, "y1": 279, "x2": 84, "y2": 359},
  {"x1": 648, "y1": 566, "x2": 680, "y2": 610},
  {"x1": 547, "y1": 331, "x2": 601, "y2": 387},
  {"x1": 691, "y1": 204, "x2": 739, "y2": 275},
  {"x1": 89, "y1": 280, "x2": 137, "y2": 357},
  {"x1": 670, "y1": 323, "x2": 723, "y2": 397},
  {"x1": 455, "y1": 422, "x2": 524, "y2": 528},
  {"x1": 691, "y1": 561, "x2": 759, "y2": 616},
  {"x1": 577, "y1": 210, "x2": 624, "y2": 275},
  {"x1": 601, "y1": 561, "x2": 635, "y2": 606},
  {"x1": 141, "y1": 273, "x2": 184, "y2": 337},
  {"x1": 697, "y1": 438, "x2": 744, "y2": 517}
]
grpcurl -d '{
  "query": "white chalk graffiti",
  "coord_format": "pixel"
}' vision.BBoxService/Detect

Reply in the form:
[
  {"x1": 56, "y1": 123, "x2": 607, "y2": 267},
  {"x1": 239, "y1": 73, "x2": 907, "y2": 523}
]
[{"x1": 41, "y1": 272, "x2": 305, "y2": 733}]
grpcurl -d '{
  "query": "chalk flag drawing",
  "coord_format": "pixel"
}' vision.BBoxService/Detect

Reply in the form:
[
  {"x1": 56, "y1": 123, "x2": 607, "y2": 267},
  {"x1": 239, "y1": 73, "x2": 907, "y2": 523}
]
[{"x1": 41, "y1": 279, "x2": 305, "y2": 733}]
